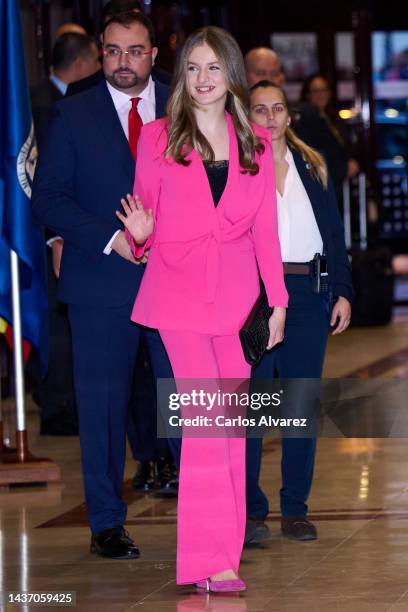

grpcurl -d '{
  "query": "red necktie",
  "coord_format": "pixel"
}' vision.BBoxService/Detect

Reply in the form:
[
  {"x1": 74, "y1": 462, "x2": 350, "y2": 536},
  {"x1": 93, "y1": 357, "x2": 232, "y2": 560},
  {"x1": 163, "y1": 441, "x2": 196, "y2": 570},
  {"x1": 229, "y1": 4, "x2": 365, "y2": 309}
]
[{"x1": 128, "y1": 97, "x2": 143, "y2": 160}]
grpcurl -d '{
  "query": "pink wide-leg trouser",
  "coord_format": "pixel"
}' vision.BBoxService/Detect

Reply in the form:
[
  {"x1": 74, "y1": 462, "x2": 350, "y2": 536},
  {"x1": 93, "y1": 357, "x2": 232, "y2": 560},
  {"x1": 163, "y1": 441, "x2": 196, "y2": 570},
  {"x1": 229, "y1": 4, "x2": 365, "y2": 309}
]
[{"x1": 159, "y1": 330, "x2": 250, "y2": 585}]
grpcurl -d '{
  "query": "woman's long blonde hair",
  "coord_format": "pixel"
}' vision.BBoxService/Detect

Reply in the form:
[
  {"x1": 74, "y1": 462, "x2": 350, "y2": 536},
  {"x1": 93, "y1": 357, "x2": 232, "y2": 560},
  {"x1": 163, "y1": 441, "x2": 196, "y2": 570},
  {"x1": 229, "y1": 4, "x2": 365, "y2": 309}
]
[
  {"x1": 166, "y1": 26, "x2": 264, "y2": 175},
  {"x1": 250, "y1": 81, "x2": 328, "y2": 188}
]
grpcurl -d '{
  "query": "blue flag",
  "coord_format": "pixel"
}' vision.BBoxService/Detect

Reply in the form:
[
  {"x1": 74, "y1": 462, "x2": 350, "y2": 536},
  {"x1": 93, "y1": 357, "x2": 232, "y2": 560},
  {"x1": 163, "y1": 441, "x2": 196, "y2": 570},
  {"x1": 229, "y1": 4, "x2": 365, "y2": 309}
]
[{"x1": 0, "y1": 0, "x2": 47, "y2": 352}]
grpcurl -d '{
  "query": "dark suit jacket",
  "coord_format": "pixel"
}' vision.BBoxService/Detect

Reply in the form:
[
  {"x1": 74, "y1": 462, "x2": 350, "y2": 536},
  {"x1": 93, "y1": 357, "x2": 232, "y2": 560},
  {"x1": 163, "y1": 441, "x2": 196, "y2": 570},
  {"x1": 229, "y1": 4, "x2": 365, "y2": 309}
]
[
  {"x1": 30, "y1": 78, "x2": 64, "y2": 149},
  {"x1": 65, "y1": 69, "x2": 103, "y2": 97},
  {"x1": 292, "y1": 102, "x2": 348, "y2": 202},
  {"x1": 31, "y1": 78, "x2": 169, "y2": 307},
  {"x1": 292, "y1": 148, "x2": 354, "y2": 303}
]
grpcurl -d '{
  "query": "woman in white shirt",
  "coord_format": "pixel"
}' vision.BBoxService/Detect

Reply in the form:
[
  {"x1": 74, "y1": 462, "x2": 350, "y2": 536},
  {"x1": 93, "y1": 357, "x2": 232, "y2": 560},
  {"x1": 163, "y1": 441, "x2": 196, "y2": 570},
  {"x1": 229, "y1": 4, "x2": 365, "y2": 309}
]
[{"x1": 245, "y1": 81, "x2": 353, "y2": 544}]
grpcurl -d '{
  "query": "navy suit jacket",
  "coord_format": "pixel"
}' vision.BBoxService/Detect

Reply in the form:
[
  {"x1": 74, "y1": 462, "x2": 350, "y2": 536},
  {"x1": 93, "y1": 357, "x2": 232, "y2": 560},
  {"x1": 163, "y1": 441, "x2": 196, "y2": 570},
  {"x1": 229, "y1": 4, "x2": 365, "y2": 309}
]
[
  {"x1": 32, "y1": 79, "x2": 168, "y2": 307},
  {"x1": 292, "y1": 148, "x2": 354, "y2": 303}
]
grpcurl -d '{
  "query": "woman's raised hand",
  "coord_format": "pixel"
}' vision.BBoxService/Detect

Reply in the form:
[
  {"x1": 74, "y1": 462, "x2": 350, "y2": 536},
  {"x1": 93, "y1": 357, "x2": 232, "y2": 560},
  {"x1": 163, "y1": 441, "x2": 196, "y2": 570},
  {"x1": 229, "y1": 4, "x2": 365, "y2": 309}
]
[{"x1": 116, "y1": 193, "x2": 154, "y2": 245}]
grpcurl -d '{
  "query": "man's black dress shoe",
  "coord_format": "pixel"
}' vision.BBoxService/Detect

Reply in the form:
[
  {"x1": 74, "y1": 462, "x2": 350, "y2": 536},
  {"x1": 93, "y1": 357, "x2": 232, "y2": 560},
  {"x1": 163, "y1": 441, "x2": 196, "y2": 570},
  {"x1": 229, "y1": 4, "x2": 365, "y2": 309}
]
[
  {"x1": 90, "y1": 526, "x2": 140, "y2": 559},
  {"x1": 154, "y1": 456, "x2": 179, "y2": 497},
  {"x1": 281, "y1": 516, "x2": 317, "y2": 541},
  {"x1": 155, "y1": 477, "x2": 179, "y2": 497},
  {"x1": 132, "y1": 461, "x2": 155, "y2": 491},
  {"x1": 244, "y1": 518, "x2": 271, "y2": 546}
]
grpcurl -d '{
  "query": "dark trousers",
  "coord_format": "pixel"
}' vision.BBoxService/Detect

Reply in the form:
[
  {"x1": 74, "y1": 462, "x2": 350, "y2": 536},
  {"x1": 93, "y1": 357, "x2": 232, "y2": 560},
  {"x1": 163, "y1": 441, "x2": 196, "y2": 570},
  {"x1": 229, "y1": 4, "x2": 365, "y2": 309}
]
[
  {"x1": 42, "y1": 246, "x2": 176, "y2": 461},
  {"x1": 127, "y1": 332, "x2": 180, "y2": 462},
  {"x1": 38, "y1": 252, "x2": 76, "y2": 423},
  {"x1": 68, "y1": 301, "x2": 181, "y2": 534},
  {"x1": 246, "y1": 275, "x2": 330, "y2": 519}
]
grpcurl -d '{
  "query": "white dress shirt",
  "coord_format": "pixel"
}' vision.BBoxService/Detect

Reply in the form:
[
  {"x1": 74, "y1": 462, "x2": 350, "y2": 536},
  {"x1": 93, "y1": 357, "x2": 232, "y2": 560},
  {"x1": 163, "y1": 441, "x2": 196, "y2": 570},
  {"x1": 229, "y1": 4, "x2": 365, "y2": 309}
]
[
  {"x1": 104, "y1": 77, "x2": 156, "y2": 254},
  {"x1": 106, "y1": 76, "x2": 156, "y2": 139},
  {"x1": 277, "y1": 147, "x2": 323, "y2": 263},
  {"x1": 49, "y1": 72, "x2": 68, "y2": 96}
]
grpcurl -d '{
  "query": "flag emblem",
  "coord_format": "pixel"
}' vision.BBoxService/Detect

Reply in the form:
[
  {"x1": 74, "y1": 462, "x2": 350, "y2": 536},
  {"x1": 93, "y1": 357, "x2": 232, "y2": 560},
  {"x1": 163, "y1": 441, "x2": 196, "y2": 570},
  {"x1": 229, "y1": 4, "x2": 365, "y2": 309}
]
[{"x1": 17, "y1": 122, "x2": 38, "y2": 199}]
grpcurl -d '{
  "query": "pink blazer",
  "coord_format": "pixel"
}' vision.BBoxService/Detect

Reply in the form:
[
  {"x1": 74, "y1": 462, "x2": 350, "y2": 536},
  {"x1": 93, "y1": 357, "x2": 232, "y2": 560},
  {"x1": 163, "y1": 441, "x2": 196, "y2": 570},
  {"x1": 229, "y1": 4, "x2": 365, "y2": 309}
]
[{"x1": 128, "y1": 112, "x2": 288, "y2": 335}]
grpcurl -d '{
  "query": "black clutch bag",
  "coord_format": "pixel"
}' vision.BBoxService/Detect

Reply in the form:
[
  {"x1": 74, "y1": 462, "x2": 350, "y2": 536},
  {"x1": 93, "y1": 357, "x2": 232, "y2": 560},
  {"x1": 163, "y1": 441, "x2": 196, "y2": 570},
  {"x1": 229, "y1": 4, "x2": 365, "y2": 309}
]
[{"x1": 239, "y1": 288, "x2": 274, "y2": 366}]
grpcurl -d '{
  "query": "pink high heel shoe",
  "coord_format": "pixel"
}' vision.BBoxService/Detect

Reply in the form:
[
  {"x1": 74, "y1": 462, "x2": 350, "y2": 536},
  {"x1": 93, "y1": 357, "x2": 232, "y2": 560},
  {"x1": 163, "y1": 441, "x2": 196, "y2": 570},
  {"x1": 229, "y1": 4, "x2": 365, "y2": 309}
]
[{"x1": 195, "y1": 578, "x2": 247, "y2": 593}]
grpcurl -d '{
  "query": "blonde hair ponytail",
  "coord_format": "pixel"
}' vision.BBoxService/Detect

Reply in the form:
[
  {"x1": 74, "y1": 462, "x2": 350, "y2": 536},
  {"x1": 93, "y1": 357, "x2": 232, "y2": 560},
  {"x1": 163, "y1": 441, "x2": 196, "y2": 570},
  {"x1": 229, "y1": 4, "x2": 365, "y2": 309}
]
[{"x1": 286, "y1": 127, "x2": 328, "y2": 188}]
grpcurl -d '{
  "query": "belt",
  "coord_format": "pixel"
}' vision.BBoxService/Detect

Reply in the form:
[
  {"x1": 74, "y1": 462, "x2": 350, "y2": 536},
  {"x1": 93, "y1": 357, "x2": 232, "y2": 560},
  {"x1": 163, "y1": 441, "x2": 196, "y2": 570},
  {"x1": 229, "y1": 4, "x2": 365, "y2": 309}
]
[{"x1": 283, "y1": 262, "x2": 311, "y2": 275}]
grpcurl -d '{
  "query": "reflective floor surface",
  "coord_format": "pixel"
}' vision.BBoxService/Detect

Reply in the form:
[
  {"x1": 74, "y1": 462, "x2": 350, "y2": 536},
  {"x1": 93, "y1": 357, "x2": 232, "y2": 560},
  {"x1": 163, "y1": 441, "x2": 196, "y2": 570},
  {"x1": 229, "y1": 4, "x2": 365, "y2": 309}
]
[{"x1": 1, "y1": 314, "x2": 408, "y2": 611}]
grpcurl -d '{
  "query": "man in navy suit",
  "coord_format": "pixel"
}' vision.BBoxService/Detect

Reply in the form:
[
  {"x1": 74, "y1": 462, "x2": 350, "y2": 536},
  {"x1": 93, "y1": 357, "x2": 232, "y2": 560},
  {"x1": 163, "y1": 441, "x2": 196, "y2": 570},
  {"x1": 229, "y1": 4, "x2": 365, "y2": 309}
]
[{"x1": 32, "y1": 10, "x2": 177, "y2": 559}]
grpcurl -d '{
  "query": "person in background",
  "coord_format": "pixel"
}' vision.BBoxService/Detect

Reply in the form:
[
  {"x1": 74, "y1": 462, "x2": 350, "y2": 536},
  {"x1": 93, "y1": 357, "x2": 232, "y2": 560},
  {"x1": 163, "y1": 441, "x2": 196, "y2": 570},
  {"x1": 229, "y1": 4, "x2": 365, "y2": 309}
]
[
  {"x1": 55, "y1": 22, "x2": 87, "y2": 39},
  {"x1": 31, "y1": 32, "x2": 99, "y2": 148},
  {"x1": 300, "y1": 73, "x2": 360, "y2": 198},
  {"x1": 31, "y1": 32, "x2": 99, "y2": 436},
  {"x1": 244, "y1": 48, "x2": 351, "y2": 206},
  {"x1": 117, "y1": 25, "x2": 287, "y2": 593},
  {"x1": 245, "y1": 81, "x2": 353, "y2": 545},
  {"x1": 245, "y1": 47, "x2": 285, "y2": 88},
  {"x1": 32, "y1": 10, "x2": 179, "y2": 559}
]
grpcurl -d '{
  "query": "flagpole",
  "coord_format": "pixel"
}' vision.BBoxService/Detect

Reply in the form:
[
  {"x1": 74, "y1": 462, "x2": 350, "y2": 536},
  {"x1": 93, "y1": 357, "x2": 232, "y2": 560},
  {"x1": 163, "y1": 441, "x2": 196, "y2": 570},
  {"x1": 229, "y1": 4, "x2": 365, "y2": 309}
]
[
  {"x1": 0, "y1": 0, "x2": 61, "y2": 485},
  {"x1": 10, "y1": 250, "x2": 28, "y2": 462},
  {"x1": 0, "y1": 246, "x2": 62, "y2": 482}
]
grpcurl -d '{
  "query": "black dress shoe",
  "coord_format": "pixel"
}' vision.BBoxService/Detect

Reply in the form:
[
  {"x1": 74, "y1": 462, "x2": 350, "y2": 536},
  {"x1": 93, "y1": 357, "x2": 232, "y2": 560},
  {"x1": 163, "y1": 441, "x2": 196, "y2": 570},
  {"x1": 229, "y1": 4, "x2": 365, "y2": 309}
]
[
  {"x1": 132, "y1": 461, "x2": 155, "y2": 491},
  {"x1": 154, "y1": 456, "x2": 179, "y2": 497},
  {"x1": 90, "y1": 526, "x2": 140, "y2": 559},
  {"x1": 244, "y1": 518, "x2": 271, "y2": 546},
  {"x1": 155, "y1": 477, "x2": 179, "y2": 497},
  {"x1": 281, "y1": 516, "x2": 317, "y2": 541}
]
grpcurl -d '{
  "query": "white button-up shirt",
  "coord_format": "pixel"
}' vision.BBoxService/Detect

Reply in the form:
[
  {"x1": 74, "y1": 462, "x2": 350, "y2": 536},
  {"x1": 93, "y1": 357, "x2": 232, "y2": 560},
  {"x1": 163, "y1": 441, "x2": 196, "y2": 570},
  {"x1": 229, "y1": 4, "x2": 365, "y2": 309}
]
[
  {"x1": 277, "y1": 147, "x2": 323, "y2": 262},
  {"x1": 104, "y1": 77, "x2": 156, "y2": 254},
  {"x1": 49, "y1": 72, "x2": 68, "y2": 96},
  {"x1": 106, "y1": 76, "x2": 156, "y2": 139}
]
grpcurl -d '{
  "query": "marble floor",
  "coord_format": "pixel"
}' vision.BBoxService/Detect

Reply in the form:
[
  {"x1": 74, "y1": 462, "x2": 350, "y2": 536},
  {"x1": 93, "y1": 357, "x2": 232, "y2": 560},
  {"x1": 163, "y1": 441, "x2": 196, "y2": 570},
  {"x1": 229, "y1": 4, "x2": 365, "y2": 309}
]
[{"x1": 1, "y1": 316, "x2": 408, "y2": 611}]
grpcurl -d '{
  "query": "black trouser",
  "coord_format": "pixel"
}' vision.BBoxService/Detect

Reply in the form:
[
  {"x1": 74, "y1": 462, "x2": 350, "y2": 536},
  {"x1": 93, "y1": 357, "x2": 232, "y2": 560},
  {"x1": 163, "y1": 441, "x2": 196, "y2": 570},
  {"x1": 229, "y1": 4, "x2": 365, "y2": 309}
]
[{"x1": 246, "y1": 275, "x2": 330, "y2": 518}]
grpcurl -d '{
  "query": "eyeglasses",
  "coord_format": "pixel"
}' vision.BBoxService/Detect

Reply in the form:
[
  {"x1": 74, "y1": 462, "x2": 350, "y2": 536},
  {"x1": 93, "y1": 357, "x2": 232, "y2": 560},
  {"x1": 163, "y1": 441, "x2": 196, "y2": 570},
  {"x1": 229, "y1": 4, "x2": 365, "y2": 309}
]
[
  {"x1": 103, "y1": 46, "x2": 153, "y2": 61},
  {"x1": 252, "y1": 103, "x2": 286, "y2": 115}
]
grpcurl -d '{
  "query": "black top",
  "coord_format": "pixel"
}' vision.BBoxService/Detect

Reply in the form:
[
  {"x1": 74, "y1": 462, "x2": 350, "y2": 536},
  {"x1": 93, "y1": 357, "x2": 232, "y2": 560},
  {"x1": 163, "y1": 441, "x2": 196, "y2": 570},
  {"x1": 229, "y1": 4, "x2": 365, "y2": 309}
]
[{"x1": 203, "y1": 160, "x2": 229, "y2": 207}]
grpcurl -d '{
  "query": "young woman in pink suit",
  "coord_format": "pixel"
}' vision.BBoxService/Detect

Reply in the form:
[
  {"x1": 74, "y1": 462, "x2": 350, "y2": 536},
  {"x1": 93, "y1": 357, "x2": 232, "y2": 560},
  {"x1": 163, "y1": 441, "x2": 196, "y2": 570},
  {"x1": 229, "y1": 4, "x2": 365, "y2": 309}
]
[{"x1": 116, "y1": 26, "x2": 288, "y2": 592}]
